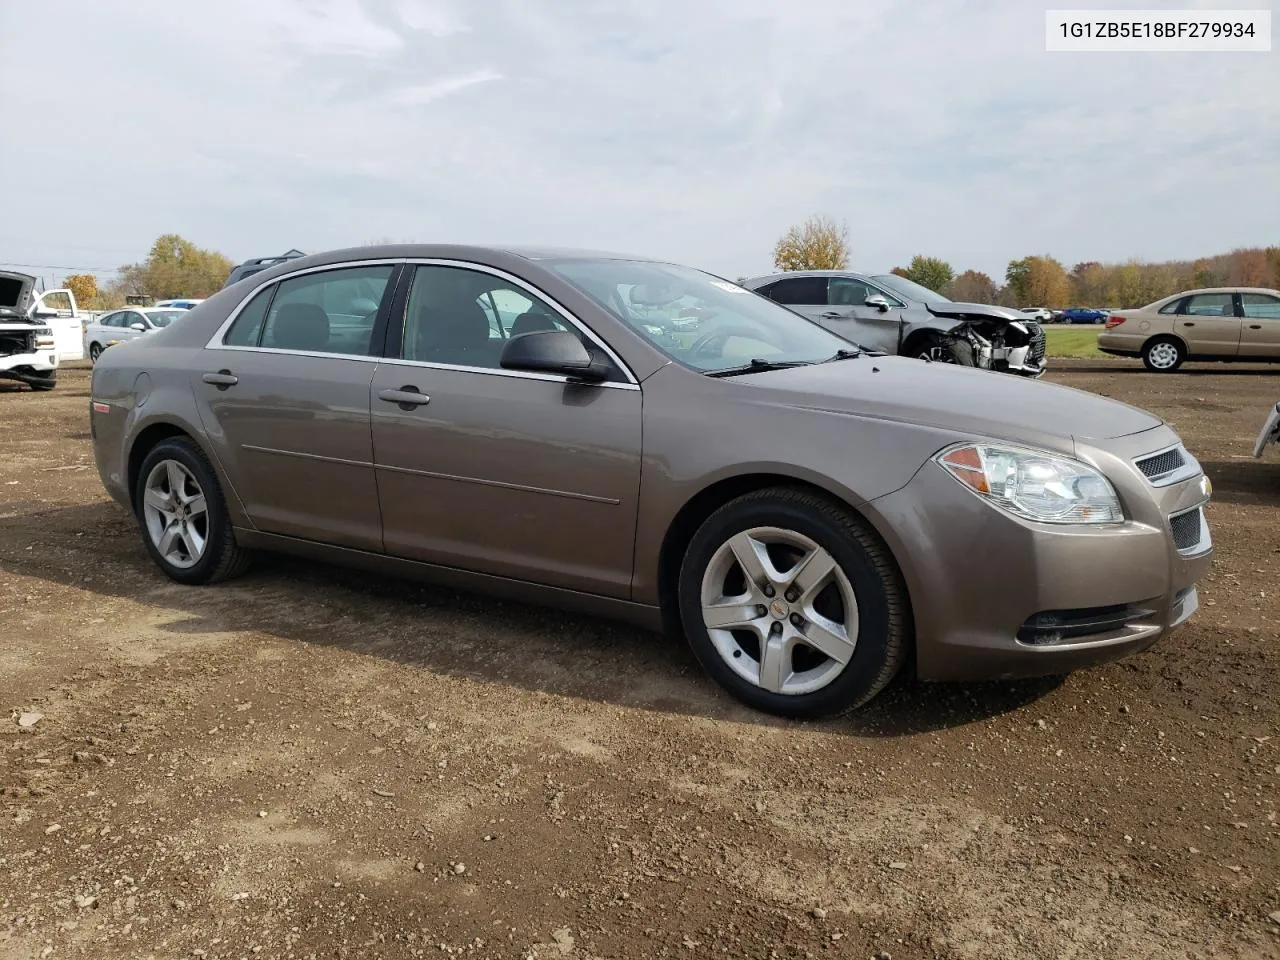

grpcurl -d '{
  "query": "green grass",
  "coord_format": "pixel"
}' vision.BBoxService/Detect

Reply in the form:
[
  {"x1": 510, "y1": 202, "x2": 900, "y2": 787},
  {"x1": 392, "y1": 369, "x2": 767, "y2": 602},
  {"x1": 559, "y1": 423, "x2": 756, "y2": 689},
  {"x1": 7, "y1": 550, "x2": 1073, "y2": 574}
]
[{"x1": 1043, "y1": 325, "x2": 1107, "y2": 358}]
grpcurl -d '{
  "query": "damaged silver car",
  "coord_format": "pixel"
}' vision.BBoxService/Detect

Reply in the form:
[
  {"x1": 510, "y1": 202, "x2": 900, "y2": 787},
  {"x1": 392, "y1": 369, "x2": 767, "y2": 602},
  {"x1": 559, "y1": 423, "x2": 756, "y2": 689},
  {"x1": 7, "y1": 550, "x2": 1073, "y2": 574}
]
[
  {"x1": 743, "y1": 270, "x2": 1046, "y2": 377},
  {"x1": 0, "y1": 270, "x2": 61, "y2": 391}
]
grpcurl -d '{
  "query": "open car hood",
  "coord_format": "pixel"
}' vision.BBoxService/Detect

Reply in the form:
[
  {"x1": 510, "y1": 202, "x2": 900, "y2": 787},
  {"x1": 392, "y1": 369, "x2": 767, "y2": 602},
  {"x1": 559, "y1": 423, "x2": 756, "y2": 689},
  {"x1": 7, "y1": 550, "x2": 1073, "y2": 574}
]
[
  {"x1": 0, "y1": 270, "x2": 36, "y2": 322},
  {"x1": 924, "y1": 301, "x2": 1030, "y2": 324}
]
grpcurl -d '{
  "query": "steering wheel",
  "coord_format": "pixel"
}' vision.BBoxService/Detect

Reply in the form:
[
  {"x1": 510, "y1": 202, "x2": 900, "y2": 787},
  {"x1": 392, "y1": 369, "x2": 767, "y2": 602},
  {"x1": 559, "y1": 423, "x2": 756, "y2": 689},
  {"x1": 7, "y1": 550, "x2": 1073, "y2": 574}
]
[{"x1": 688, "y1": 325, "x2": 766, "y2": 360}]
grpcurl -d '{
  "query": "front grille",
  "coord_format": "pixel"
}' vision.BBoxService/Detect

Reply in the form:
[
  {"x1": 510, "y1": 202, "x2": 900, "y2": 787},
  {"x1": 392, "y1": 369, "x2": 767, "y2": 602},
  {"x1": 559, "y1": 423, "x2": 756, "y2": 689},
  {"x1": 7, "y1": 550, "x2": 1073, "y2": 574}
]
[
  {"x1": 1028, "y1": 324, "x2": 1046, "y2": 363},
  {"x1": 1017, "y1": 603, "x2": 1155, "y2": 646},
  {"x1": 1136, "y1": 446, "x2": 1186, "y2": 482},
  {"x1": 0, "y1": 330, "x2": 35, "y2": 357},
  {"x1": 1169, "y1": 506, "x2": 1206, "y2": 553}
]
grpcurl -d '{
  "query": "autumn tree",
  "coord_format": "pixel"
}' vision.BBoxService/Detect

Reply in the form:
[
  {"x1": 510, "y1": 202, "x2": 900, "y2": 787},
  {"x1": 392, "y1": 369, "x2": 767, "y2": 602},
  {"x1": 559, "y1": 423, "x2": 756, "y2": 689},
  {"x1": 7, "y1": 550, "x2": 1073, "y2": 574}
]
[
  {"x1": 891, "y1": 255, "x2": 954, "y2": 293},
  {"x1": 1005, "y1": 255, "x2": 1069, "y2": 306},
  {"x1": 62, "y1": 274, "x2": 98, "y2": 306},
  {"x1": 1069, "y1": 261, "x2": 1107, "y2": 306},
  {"x1": 772, "y1": 215, "x2": 849, "y2": 271},
  {"x1": 944, "y1": 270, "x2": 997, "y2": 303},
  {"x1": 116, "y1": 234, "x2": 235, "y2": 300}
]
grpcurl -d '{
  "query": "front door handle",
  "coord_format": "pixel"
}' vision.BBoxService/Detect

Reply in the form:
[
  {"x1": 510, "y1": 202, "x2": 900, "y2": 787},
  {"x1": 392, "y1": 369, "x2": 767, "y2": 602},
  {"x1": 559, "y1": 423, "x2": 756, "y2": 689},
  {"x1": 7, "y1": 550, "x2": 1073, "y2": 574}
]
[
  {"x1": 378, "y1": 386, "x2": 431, "y2": 411},
  {"x1": 1181, "y1": 322, "x2": 1195, "y2": 327},
  {"x1": 202, "y1": 370, "x2": 238, "y2": 388},
  {"x1": 1249, "y1": 323, "x2": 1263, "y2": 329},
  {"x1": 819, "y1": 311, "x2": 847, "y2": 320}
]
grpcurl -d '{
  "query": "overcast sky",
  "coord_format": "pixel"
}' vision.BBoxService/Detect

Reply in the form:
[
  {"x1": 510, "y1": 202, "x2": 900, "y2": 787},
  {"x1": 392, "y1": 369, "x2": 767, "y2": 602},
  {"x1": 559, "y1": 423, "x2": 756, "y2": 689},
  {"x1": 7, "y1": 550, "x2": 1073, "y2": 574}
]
[{"x1": 0, "y1": 0, "x2": 1275, "y2": 285}]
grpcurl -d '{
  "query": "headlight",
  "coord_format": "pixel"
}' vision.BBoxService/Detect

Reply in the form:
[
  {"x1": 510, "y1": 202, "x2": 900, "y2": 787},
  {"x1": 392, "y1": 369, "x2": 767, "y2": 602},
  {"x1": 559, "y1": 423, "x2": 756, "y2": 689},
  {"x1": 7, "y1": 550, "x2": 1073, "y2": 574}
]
[{"x1": 936, "y1": 443, "x2": 1123, "y2": 524}]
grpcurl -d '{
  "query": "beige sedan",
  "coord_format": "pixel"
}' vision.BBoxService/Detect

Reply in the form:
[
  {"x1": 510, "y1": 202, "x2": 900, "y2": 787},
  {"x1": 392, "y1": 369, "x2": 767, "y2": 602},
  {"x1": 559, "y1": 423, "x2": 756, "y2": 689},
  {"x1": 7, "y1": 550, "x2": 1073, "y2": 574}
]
[{"x1": 1098, "y1": 287, "x2": 1280, "y2": 372}]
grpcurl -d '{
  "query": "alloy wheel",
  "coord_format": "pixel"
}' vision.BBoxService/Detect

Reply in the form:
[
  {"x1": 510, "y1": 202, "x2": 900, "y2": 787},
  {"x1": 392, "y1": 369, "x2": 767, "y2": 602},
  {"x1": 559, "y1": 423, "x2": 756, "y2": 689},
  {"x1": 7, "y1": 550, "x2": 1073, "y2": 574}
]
[
  {"x1": 142, "y1": 459, "x2": 209, "y2": 569},
  {"x1": 699, "y1": 526, "x2": 859, "y2": 696}
]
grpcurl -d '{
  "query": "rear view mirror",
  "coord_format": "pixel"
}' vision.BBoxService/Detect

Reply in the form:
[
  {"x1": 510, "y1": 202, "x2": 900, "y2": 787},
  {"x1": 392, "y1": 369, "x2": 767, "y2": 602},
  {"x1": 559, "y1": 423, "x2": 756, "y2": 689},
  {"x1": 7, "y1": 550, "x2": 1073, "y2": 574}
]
[
  {"x1": 864, "y1": 295, "x2": 891, "y2": 312},
  {"x1": 500, "y1": 330, "x2": 610, "y2": 382}
]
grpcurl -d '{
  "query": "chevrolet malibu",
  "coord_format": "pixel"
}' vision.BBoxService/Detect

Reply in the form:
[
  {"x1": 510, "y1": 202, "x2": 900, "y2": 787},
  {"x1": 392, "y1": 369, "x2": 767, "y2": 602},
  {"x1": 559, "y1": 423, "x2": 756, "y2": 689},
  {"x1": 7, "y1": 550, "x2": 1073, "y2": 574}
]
[{"x1": 89, "y1": 245, "x2": 1213, "y2": 716}]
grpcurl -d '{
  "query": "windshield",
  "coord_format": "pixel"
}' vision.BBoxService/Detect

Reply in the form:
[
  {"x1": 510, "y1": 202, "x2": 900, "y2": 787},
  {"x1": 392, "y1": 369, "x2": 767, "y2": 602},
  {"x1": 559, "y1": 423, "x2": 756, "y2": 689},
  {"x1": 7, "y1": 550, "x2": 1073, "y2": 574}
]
[
  {"x1": 544, "y1": 259, "x2": 852, "y2": 373},
  {"x1": 146, "y1": 310, "x2": 183, "y2": 328},
  {"x1": 871, "y1": 273, "x2": 952, "y2": 306}
]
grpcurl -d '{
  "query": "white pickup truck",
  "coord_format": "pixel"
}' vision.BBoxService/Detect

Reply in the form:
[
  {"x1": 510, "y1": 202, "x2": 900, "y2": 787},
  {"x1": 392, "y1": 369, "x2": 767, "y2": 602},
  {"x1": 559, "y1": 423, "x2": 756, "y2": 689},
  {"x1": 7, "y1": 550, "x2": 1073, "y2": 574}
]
[{"x1": 0, "y1": 269, "x2": 80, "y2": 391}]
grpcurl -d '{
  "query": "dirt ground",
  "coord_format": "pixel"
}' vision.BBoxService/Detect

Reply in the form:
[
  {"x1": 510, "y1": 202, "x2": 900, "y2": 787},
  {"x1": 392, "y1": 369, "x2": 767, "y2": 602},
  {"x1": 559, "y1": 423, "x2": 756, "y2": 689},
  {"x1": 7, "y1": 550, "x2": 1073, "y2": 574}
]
[{"x1": 1, "y1": 360, "x2": 1277, "y2": 960}]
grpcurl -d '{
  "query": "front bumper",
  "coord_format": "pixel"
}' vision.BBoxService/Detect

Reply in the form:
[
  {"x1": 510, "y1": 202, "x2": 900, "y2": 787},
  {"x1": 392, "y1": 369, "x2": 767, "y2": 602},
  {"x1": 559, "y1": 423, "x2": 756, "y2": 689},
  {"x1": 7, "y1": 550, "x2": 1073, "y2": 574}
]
[
  {"x1": 867, "y1": 426, "x2": 1212, "y2": 682},
  {"x1": 0, "y1": 349, "x2": 58, "y2": 387}
]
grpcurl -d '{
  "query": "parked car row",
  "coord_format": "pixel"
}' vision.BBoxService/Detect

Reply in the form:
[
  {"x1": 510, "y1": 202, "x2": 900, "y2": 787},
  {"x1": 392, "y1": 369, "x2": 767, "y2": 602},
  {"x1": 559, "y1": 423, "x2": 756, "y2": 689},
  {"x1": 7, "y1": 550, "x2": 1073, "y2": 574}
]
[{"x1": 88, "y1": 244, "x2": 1213, "y2": 717}]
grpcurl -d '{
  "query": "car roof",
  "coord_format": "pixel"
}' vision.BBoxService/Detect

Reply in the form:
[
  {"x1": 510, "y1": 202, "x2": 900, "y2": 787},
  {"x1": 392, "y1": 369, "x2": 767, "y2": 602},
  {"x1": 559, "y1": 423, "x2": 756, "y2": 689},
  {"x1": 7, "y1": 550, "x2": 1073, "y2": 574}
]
[
  {"x1": 742, "y1": 270, "x2": 872, "y2": 286},
  {"x1": 1160, "y1": 287, "x2": 1279, "y2": 297}
]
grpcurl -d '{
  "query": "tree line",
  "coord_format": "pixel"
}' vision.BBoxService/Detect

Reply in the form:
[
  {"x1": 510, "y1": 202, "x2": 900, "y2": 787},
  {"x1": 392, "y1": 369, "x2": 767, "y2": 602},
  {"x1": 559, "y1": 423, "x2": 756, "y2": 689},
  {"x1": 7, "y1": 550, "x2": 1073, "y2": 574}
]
[
  {"x1": 771, "y1": 215, "x2": 1280, "y2": 308},
  {"x1": 62, "y1": 234, "x2": 233, "y2": 310}
]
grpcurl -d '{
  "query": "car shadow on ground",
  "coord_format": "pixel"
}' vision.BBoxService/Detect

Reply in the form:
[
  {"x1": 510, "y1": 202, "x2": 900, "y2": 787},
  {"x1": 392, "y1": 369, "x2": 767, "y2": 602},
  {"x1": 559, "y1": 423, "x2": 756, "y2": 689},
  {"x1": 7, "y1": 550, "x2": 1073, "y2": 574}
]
[
  {"x1": 0, "y1": 501, "x2": 1063, "y2": 738},
  {"x1": 1201, "y1": 459, "x2": 1280, "y2": 506}
]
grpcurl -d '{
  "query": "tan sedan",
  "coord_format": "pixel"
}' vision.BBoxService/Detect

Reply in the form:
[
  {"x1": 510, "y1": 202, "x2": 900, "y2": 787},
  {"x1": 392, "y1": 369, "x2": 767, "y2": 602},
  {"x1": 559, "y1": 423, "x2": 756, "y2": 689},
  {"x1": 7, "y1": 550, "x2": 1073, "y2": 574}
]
[
  {"x1": 1098, "y1": 287, "x2": 1280, "y2": 372},
  {"x1": 88, "y1": 245, "x2": 1214, "y2": 716}
]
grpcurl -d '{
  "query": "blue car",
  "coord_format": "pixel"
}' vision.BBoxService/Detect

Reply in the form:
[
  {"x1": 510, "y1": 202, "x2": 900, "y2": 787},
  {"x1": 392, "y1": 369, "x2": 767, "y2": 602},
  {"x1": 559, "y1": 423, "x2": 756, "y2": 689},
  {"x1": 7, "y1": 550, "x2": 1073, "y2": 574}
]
[{"x1": 1058, "y1": 307, "x2": 1108, "y2": 324}]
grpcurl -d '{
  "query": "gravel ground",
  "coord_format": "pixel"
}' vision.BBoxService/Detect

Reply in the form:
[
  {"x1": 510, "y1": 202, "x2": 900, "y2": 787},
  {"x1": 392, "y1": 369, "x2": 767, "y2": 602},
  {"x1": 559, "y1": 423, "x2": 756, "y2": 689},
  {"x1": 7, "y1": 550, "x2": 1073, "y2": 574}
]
[{"x1": 1, "y1": 360, "x2": 1277, "y2": 960}]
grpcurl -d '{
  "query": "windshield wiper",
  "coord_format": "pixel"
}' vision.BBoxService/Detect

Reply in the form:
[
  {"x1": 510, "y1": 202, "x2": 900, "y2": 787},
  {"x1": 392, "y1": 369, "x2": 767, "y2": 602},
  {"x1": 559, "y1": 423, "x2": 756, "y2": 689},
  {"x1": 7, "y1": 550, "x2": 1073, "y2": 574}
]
[
  {"x1": 823, "y1": 347, "x2": 862, "y2": 362},
  {"x1": 704, "y1": 358, "x2": 814, "y2": 378}
]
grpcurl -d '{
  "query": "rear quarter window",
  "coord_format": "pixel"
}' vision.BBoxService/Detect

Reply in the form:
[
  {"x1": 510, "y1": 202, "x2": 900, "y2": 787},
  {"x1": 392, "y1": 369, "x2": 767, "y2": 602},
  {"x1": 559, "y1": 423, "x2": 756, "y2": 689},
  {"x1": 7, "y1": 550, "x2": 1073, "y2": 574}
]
[{"x1": 222, "y1": 286, "x2": 275, "y2": 346}]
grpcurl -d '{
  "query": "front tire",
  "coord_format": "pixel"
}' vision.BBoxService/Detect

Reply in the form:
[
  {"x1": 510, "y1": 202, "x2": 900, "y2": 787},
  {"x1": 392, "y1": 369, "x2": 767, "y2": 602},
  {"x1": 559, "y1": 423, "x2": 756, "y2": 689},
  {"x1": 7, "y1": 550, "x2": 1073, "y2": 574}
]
[
  {"x1": 134, "y1": 437, "x2": 251, "y2": 585},
  {"x1": 912, "y1": 332, "x2": 974, "y2": 366},
  {"x1": 677, "y1": 487, "x2": 910, "y2": 717},
  {"x1": 1142, "y1": 337, "x2": 1185, "y2": 373},
  {"x1": 29, "y1": 370, "x2": 56, "y2": 391}
]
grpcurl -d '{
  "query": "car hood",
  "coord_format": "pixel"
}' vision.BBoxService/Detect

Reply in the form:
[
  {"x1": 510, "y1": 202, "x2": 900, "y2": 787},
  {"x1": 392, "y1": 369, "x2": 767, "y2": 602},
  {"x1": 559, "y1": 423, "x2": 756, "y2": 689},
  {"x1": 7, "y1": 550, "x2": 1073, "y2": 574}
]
[
  {"x1": 730, "y1": 356, "x2": 1162, "y2": 446},
  {"x1": 0, "y1": 270, "x2": 36, "y2": 321},
  {"x1": 923, "y1": 301, "x2": 1029, "y2": 323}
]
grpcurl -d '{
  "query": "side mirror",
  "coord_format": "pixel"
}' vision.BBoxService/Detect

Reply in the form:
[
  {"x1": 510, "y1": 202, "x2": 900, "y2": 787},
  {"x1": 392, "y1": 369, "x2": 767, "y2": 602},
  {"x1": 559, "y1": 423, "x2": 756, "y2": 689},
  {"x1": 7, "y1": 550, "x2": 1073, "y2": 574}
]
[
  {"x1": 863, "y1": 295, "x2": 891, "y2": 312},
  {"x1": 130, "y1": 322, "x2": 147, "y2": 332},
  {"x1": 499, "y1": 329, "x2": 610, "y2": 382}
]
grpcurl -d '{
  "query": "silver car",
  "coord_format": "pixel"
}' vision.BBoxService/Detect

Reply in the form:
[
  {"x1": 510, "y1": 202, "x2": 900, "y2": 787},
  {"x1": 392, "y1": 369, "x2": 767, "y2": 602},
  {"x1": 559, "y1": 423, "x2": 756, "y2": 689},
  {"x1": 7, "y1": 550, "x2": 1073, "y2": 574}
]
[
  {"x1": 743, "y1": 271, "x2": 1046, "y2": 377},
  {"x1": 85, "y1": 308, "x2": 186, "y2": 362}
]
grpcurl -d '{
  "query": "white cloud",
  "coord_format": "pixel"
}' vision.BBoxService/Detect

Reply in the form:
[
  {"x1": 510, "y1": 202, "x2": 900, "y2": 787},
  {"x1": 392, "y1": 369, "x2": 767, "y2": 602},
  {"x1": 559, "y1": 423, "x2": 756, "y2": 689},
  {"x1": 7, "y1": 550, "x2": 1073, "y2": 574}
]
[
  {"x1": 391, "y1": 70, "x2": 503, "y2": 105},
  {"x1": 396, "y1": 0, "x2": 469, "y2": 36},
  {"x1": 0, "y1": 0, "x2": 1275, "y2": 281}
]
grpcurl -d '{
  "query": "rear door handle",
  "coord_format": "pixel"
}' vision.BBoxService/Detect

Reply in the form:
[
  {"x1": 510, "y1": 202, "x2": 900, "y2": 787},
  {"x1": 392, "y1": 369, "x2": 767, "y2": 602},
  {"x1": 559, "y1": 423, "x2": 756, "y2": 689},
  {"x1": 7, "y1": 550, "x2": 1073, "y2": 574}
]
[
  {"x1": 202, "y1": 370, "x2": 238, "y2": 388},
  {"x1": 1181, "y1": 322, "x2": 1195, "y2": 327},
  {"x1": 1249, "y1": 324, "x2": 1263, "y2": 329},
  {"x1": 378, "y1": 386, "x2": 431, "y2": 410}
]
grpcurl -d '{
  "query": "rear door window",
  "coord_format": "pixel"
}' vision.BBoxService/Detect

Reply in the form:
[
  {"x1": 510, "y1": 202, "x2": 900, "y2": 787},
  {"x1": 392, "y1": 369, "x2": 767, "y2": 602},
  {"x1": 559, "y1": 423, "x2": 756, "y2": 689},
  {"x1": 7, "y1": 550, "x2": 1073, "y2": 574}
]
[
  {"x1": 761, "y1": 276, "x2": 828, "y2": 306},
  {"x1": 1182, "y1": 293, "x2": 1236, "y2": 317},
  {"x1": 258, "y1": 266, "x2": 394, "y2": 356}
]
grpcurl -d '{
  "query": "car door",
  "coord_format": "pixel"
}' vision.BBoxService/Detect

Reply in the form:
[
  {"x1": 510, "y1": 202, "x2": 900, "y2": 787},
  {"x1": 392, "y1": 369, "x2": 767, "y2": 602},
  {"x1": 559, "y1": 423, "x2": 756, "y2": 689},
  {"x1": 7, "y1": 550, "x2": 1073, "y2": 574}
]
[
  {"x1": 191, "y1": 261, "x2": 401, "y2": 551},
  {"x1": 369, "y1": 262, "x2": 643, "y2": 598},
  {"x1": 1174, "y1": 292, "x2": 1241, "y2": 356},
  {"x1": 1237, "y1": 292, "x2": 1280, "y2": 359},
  {"x1": 118, "y1": 311, "x2": 149, "y2": 343},
  {"x1": 824, "y1": 277, "x2": 906, "y2": 353}
]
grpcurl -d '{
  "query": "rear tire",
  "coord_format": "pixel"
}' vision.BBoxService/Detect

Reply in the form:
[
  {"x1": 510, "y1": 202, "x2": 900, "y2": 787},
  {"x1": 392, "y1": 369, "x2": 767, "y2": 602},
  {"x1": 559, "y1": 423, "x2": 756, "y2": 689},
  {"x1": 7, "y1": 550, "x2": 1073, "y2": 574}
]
[
  {"x1": 134, "y1": 437, "x2": 251, "y2": 585},
  {"x1": 677, "y1": 487, "x2": 910, "y2": 717},
  {"x1": 1142, "y1": 337, "x2": 1185, "y2": 373},
  {"x1": 89, "y1": 343, "x2": 102, "y2": 362}
]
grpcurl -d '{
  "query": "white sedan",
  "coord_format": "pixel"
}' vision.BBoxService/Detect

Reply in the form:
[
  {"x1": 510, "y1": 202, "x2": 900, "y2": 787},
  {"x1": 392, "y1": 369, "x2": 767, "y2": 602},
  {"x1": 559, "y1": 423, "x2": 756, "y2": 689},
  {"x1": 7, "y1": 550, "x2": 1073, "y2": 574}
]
[{"x1": 84, "y1": 307, "x2": 185, "y2": 362}]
